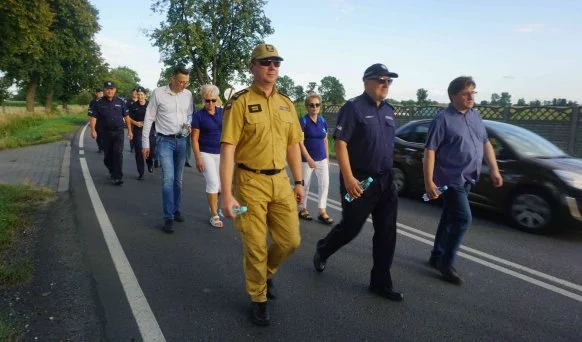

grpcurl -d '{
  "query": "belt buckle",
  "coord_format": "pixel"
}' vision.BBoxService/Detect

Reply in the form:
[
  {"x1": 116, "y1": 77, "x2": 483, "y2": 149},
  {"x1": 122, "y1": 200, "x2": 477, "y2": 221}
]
[{"x1": 255, "y1": 169, "x2": 261, "y2": 174}]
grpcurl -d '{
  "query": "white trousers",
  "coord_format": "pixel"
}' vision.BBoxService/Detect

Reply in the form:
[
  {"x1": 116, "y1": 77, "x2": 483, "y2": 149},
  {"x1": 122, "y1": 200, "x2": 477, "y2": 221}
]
[
  {"x1": 299, "y1": 159, "x2": 329, "y2": 210},
  {"x1": 201, "y1": 152, "x2": 221, "y2": 193}
]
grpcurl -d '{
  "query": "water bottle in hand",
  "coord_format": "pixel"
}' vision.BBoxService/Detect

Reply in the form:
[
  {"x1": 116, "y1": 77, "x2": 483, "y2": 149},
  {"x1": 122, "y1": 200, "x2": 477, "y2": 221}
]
[
  {"x1": 344, "y1": 177, "x2": 374, "y2": 203},
  {"x1": 218, "y1": 205, "x2": 248, "y2": 218},
  {"x1": 422, "y1": 185, "x2": 448, "y2": 202}
]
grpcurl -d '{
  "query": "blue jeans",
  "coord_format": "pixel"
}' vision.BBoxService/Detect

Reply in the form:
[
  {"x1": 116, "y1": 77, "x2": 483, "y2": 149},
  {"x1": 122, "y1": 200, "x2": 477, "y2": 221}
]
[
  {"x1": 184, "y1": 134, "x2": 193, "y2": 165},
  {"x1": 157, "y1": 135, "x2": 187, "y2": 220},
  {"x1": 431, "y1": 184, "x2": 472, "y2": 268}
]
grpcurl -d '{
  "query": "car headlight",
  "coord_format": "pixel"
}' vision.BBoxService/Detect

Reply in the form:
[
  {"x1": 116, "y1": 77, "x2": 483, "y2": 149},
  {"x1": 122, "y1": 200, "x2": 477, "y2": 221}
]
[{"x1": 554, "y1": 170, "x2": 582, "y2": 190}]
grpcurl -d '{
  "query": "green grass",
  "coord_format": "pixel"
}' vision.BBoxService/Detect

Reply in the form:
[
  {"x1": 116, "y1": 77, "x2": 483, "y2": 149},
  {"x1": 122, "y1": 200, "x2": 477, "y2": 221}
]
[
  {"x1": 0, "y1": 111, "x2": 87, "y2": 150},
  {"x1": 0, "y1": 184, "x2": 53, "y2": 341}
]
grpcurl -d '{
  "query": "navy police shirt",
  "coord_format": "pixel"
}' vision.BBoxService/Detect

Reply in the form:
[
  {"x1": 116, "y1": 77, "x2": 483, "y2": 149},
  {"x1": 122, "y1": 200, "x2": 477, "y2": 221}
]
[
  {"x1": 333, "y1": 92, "x2": 397, "y2": 176},
  {"x1": 300, "y1": 114, "x2": 328, "y2": 162},
  {"x1": 90, "y1": 96, "x2": 128, "y2": 130},
  {"x1": 425, "y1": 104, "x2": 488, "y2": 188}
]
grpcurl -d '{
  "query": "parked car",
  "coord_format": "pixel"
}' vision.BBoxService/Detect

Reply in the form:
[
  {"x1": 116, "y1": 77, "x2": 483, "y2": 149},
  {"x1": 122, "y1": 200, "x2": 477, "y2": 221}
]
[{"x1": 393, "y1": 119, "x2": 582, "y2": 234}]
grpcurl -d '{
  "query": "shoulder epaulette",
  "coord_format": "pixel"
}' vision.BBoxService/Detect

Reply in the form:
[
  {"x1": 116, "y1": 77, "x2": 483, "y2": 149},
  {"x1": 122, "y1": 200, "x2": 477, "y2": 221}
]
[
  {"x1": 278, "y1": 91, "x2": 292, "y2": 101},
  {"x1": 230, "y1": 89, "x2": 249, "y2": 102}
]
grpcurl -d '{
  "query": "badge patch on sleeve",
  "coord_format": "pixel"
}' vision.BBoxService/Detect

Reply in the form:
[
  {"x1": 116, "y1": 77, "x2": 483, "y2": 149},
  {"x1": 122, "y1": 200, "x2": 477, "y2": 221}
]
[
  {"x1": 279, "y1": 106, "x2": 289, "y2": 111},
  {"x1": 248, "y1": 104, "x2": 262, "y2": 113}
]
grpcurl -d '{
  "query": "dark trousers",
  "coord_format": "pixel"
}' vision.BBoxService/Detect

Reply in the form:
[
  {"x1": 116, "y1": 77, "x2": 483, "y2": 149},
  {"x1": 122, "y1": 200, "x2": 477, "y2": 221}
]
[
  {"x1": 96, "y1": 121, "x2": 104, "y2": 151},
  {"x1": 431, "y1": 184, "x2": 472, "y2": 268},
  {"x1": 132, "y1": 127, "x2": 156, "y2": 176},
  {"x1": 102, "y1": 128, "x2": 124, "y2": 179},
  {"x1": 317, "y1": 172, "x2": 398, "y2": 288}
]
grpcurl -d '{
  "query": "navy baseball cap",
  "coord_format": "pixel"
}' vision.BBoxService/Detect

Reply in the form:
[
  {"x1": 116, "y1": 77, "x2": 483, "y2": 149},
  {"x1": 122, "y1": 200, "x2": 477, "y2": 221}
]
[
  {"x1": 95, "y1": 87, "x2": 102, "y2": 92},
  {"x1": 363, "y1": 63, "x2": 399, "y2": 80},
  {"x1": 103, "y1": 81, "x2": 116, "y2": 89},
  {"x1": 135, "y1": 86, "x2": 146, "y2": 93}
]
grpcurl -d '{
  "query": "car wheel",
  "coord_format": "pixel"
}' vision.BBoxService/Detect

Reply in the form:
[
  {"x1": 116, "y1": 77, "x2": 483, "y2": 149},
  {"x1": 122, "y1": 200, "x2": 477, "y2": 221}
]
[
  {"x1": 393, "y1": 166, "x2": 407, "y2": 195},
  {"x1": 508, "y1": 190, "x2": 554, "y2": 234}
]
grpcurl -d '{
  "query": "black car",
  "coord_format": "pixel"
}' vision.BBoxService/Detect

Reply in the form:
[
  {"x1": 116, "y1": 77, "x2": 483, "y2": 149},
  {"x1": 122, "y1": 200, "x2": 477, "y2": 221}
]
[{"x1": 393, "y1": 119, "x2": 582, "y2": 234}]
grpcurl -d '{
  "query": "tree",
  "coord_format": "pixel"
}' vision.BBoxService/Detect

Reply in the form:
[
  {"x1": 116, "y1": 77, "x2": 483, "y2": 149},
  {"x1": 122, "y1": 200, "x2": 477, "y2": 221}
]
[
  {"x1": 293, "y1": 85, "x2": 305, "y2": 103},
  {"x1": 318, "y1": 76, "x2": 345, "y2": 104},
  {"x1": 529, "y1": 99, "x2": 541, "y2": 106},
  {"x1": 517, "y1": 98, "x2": 526, "y2": 106},
  {"x1": 479, "y1": 100, "x2": 489, "y2": 105},
  {"x1": 106, "y1": 67, "x2": 142, "y2": 99},
  {"x1": 149, "y1": 0, "x2": 274, "y2": 94},
  {"x1": 0, "y1": 0, "x2": 54, "y2": 112},
  {"x1": 416, "y1": 88, "x2": 428, "y2": 105},
  {"x1": 552, "y1": 98, "x2": 568, "y2": 106},
  {"x1": 499, "y1": 92, "x2": 512, "y2": 107},
  {"x1": 490, "y1": 93, "x2": 500, "y2": 106},
  {"x1": 276, "y1": 75, "x2": 295, "y2": 97},
  {"x1": 306, "y1": 82, "x2": 317, "y2": 93}
]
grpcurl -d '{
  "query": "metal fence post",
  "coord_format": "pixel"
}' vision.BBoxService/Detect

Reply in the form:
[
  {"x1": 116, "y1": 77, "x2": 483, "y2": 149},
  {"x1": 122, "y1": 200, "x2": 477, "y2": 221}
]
[
  {"x1": 568, "y1": 105, "x2": 580, "y2": 156},
  {"x1": 502, "y1": 106, "x2": 510, "y2": 122}
]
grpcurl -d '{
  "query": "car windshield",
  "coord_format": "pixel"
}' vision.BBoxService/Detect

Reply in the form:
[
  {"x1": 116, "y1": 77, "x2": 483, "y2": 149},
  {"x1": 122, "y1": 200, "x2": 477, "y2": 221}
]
[{"x1": 491, "y1": 123, "x2": 567, "y2": 158}]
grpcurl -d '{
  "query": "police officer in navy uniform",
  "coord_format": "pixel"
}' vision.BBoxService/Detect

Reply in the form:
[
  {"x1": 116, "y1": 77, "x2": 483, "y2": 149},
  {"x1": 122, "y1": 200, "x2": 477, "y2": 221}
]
[
  {"x1": 128, "y1": 88, "x2": 138, "y2": 153},
  {"x1": 88, "y1": 87, "x2": 104, "y2": 152},
  {"x1": 128, "y1": 86, "x2": 155, "y2": 179},
  {"x1": 89, "y1": 81, "x2": 133, "y2": 185},
  {"x1": 313, "y1": 63, "x2": 404, "y2": 301}
]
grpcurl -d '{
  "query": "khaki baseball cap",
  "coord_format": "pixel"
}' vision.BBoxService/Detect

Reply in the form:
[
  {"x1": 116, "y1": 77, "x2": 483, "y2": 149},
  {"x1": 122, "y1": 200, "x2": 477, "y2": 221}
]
[{"x1": 251, "y1": 43, "x2": 284, "y2": 61}]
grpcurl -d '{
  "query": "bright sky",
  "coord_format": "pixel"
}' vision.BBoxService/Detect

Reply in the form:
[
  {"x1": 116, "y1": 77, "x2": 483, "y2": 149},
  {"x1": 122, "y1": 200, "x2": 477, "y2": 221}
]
[{"x1": 92, "y1": 0, "x2": 582, "y2": 104}]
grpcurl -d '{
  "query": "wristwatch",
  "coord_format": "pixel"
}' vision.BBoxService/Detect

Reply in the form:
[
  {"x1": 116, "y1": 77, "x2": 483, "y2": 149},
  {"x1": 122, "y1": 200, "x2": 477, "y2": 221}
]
[{"x1": 294, "y1": 180, "x2": 304, "y2": 186}]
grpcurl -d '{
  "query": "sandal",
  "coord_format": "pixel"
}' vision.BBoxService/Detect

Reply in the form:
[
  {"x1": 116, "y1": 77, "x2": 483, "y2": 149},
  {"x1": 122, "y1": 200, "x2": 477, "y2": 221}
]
[
  {"x1": 210, "y1": 215, "x2": 223, "y2": 228},
  {"x1": 317, "y1": 214, "x2": 334, "y2": 225},
  {"x1": 298, "y1": 209, "x2": 313, "y2": 220}
]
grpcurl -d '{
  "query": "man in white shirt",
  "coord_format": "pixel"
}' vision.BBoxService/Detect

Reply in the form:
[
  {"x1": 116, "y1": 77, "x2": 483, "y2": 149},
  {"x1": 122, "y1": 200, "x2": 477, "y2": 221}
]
[{"x1": 143, "y1": 66, "x2": 195, "y2": 232}]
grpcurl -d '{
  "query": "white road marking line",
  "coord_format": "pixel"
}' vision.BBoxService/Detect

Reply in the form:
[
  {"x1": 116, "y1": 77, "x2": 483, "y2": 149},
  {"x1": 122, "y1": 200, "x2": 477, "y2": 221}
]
[
  {"x1": 79, "y1": 126, "x2": 166, "y2": 341},
  {"x1": 80, "y1": 122, "x2": 88, "y2": 148},
  {"x1": 307, "y1": 194, "x2": 582, "y2": 302},
  {"x1": 79, "y1": 150, "x2": 84, "y2": 155}
]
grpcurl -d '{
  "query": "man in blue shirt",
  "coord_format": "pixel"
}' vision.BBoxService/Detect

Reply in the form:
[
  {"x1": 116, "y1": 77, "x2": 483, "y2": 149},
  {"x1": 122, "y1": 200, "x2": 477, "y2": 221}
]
[
  {"x1": 424, "y1": 76, "x2": 503, "y2": 285},
  {"x1": 313, "y1": 63, "x2": 403, "y2": 301},
  {"x1": 89, "y1": 81, "x2": 132, "y2": 185}
]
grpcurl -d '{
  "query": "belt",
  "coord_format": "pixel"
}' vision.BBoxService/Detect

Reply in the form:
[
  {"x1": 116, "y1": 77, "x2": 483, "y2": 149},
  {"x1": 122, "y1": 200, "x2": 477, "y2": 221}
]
[
  {"x1": 237, "y1": 163, "x2": 283, "y2": 176},
  {"x1": 157, "y1": 132, "x2": 186, "y2": 138}
]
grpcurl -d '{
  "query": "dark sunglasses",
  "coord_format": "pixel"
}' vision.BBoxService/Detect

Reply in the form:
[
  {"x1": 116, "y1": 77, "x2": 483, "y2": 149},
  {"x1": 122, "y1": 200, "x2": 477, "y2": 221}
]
[
  {"x1": 205, "y1": 99, "x2": 217, "y2": 103},
  {"x1": 374, "y1": 78, "x2": 393, "y2": 85},
  {"x1": 308, "y1": 103, "x2": 321, "y2": 108},
  {"x1": 256, "y1": 59, "x2": 281, "y2": 67}
]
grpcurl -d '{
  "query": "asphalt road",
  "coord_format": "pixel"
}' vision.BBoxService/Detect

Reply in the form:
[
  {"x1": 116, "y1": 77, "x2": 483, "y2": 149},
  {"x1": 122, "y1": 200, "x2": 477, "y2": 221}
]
[{"x1": 71, "y1": 125, "x2": 582, "y2": 341}]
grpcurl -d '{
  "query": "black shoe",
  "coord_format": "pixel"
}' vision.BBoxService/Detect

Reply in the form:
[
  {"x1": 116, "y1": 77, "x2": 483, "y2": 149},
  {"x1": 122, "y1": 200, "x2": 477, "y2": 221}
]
[
  {"x1": 110, "y1": 174, "x2": 114, "y2": 180},
  {"x1": 148, "y1": 166, "x2": 153, "y2": 173},
  {"x1": 138, "y1": 174, "x2": 144, "y2": 181},
  {"x1": 369, "y1": 286, "x2": 404, "y2": 301},
  {"x1": 428, "y1": 256, "x2": 438, "y2": 269},
  {"x1": 154, "y1": 160, "x2": 159, "y2": 168},
  {"x1": 163, "y1": 220, "x2": 174, "y2": 233},
  {"x1": 266, "y1": 279, "x2": 276, "y2": 300},
  {"x1": 439, "y1": 266, "x2": 463, "y2": 285},
  {"x1": 112, "y1": 178, "x2": 123, "y2": 185},
  {"x1": 173, "y1": 211, "x2": 185, "y2": 222},
  {"x1": 185, "y1": 162, "x2": 192, "y2": 167},
  {"x1": 251, "y1": 302, "x2": 270, "y2": 326},
  {"x1": 313, "y1": 250, "x2": 326, "y2": 272}
]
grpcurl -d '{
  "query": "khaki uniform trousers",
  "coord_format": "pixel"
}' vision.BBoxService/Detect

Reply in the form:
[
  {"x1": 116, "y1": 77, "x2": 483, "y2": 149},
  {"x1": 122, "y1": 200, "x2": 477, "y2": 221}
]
[{"x1": 234, "y1": 168, "x2": 301, "y2": 302}]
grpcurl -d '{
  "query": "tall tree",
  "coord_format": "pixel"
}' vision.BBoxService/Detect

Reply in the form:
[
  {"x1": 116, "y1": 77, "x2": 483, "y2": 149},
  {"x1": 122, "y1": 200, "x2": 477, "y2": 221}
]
[
  {"x1": 318, "y1": 76, "x2": 345, "y2": 104},
  {"x1": 306, "y1": 82, "x2": 317, "y2": 93},
  {"x1": 293, "y1": 85, "x2": 305, "y2": 103},
  {"x1": 149, "y1": 0, "x2": 274, "y2": 93},
  {"x1": 499, "y1": 92, "x2": 512, "y2": 106},
  {"x1": 276, "y1": 75, "x2": 295, "y2": 96},
  {"x1": 490, "y1": 93, "x2": 500, "y2": 106},
  {"x1": 106, "y1": 66, "x2": 142, "y2": 99},
  {"x1": 516, "y1": 98, "x2": 526, "y2": 106},
  {"x1": 529, "y1": 99, "x2": 541, "y2": 106},
  {"x1": 416, "y1": 88, "x2": 428, "y2": 105},
  {"x1": 0, "y1": 0, "x2": 54, "y2": 112}
]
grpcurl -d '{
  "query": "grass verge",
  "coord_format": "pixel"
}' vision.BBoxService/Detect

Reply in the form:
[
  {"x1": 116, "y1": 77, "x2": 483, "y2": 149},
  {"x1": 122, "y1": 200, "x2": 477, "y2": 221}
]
[
  {"x1": 0, "y1": 184, "x2": 53, "y2": 341},
  {"x1": 0, "y1": 111, "x2": 87, "y2": 150}
]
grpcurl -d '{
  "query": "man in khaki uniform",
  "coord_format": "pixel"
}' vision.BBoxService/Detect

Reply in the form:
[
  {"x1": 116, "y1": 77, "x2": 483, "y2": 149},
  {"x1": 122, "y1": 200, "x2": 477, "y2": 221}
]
[{"x1": 220, "y1": 43, "x2": 304, "y2": 326}]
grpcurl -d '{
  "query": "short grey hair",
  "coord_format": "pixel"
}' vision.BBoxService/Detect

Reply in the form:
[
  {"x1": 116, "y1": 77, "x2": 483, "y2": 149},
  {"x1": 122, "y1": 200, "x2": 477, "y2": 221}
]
[
  {"x1": 304, "y1": 92, "x2": 322, "y2": 108},
  {"x1": 200, "y1": 84, "x2": 221, "y2": 104}
]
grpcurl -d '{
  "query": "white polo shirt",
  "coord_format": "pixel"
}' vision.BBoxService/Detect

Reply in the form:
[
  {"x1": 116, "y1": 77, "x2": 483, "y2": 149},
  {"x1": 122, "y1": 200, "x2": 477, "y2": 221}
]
[{"x1": 142, "y1": 85, "x2": 194, "y2": 148}]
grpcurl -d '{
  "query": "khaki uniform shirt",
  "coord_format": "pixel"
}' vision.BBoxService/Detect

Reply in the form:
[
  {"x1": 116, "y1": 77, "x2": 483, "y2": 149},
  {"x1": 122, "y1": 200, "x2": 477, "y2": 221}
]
[{"x1": 221, "y1": 84, "x2": 302, "y2": 169}]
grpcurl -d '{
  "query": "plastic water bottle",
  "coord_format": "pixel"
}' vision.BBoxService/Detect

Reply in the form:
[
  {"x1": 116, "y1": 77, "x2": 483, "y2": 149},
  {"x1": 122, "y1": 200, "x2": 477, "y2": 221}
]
[
  {"x1": 344, "y1": 177, "x2": 374, "y2": 203},
  {"x1": 218, "y1": 206, "x2": 248, "y2": 218},
  {"x1": 422, "y1": 185, "x2": 448, "y2": 202}
]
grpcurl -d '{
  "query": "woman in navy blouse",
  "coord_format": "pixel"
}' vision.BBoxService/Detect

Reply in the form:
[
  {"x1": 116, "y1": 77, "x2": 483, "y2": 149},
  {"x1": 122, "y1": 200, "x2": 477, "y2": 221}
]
[
  {"x1": 191, "y1": 84, "x2": 224, "y2": 228},
  {"x1": 298, "y1": 93, "x2": 333, "y2": 225}
]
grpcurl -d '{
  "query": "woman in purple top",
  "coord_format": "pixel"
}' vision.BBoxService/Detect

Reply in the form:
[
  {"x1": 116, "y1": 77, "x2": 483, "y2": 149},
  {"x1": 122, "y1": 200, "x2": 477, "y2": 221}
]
[
  {"x1": 298, "y1": 93, "x2": 334, "y2": 225},
  {"x1": 191, "y1": 84, "x2": 224, "y2": 228}
]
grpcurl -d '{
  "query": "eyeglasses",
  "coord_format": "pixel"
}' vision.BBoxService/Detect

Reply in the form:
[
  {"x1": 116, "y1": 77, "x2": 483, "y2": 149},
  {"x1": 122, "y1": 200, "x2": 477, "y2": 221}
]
[
  {"x1": 205, "y1": 99, "x2": 217, "y2": 103},
  {"x1": 255, "y1": 59, "x2": 281, "y2": 67},
  {"x1": 373, "y1": 78, "x2": 393, "y2": 85},
  {"x1": 308, "y1": 103, "x2": 321, "y2": 108}
]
